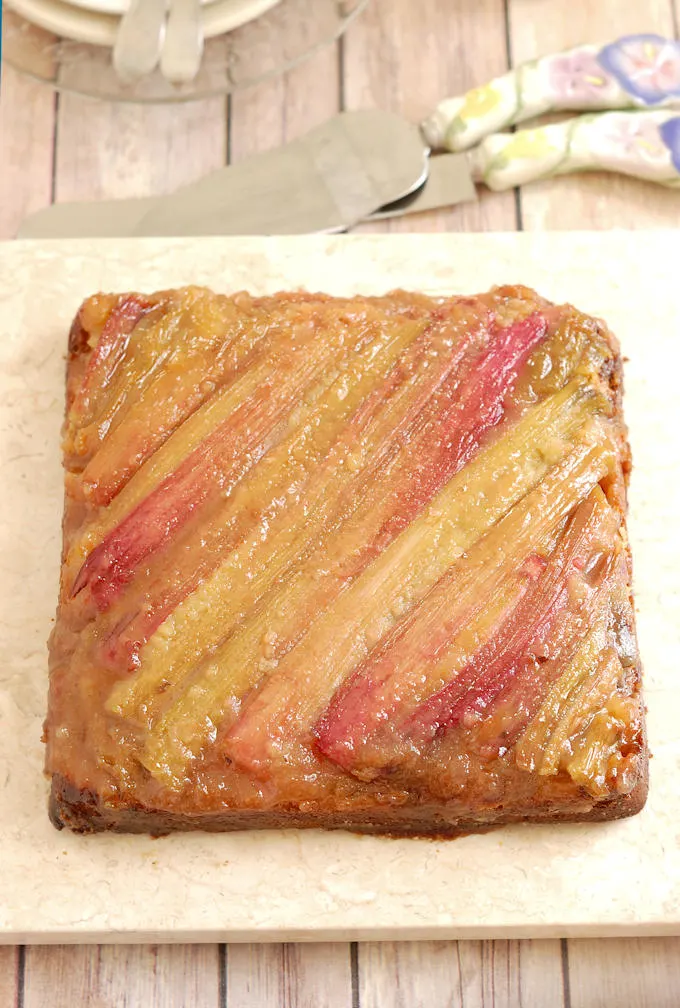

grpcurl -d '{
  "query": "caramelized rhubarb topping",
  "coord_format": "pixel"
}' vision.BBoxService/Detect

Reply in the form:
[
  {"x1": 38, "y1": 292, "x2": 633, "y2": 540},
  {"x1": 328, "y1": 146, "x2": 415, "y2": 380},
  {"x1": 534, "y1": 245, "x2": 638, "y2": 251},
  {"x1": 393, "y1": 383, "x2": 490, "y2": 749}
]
[
  {"x1": 314, "y1": 461, "x2": 617, "y2": 779},
  {"x1": 106, "y1": 303, "x2": 489, "y2": 707},
  {"x1": 64, "y1": 294, "x2": 152, "y2": 465},
  {"x1": 212, "y1": 385, "x2": 606, "y2": 784},
  {"x1": 402, "y1": 490, "x2": 619, "y2": 745},
  {"x1": 515, "y1": 551, "x2": 643, "y2": 799},
  {"x1": 100, "y1": 302, "x2": 485, "y2": 671},
  {"x1": 48, "y1": 285, "x2": 639, "y2": 815},
  {"x1": 69, "y1": 302, "x2": 398, "y2": 609},
  {"x1": 75, "y1": 292, "x2": 400, "y2": 507},
  {"x1": 75, "y1": 295, "x2": 260, "y2": 505}
]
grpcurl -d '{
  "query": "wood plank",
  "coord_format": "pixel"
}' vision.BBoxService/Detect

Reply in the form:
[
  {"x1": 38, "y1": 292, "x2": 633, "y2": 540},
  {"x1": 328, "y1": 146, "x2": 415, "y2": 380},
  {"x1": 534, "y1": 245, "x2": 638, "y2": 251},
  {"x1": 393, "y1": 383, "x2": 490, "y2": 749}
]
[
  {"x1": 0, "y1": 947, "x2": 20, "y2": 1006},
  {"x1": 567, "y1": 937, "x2": 680, "y2": 1008},
  {"x1": 54, "y1": 54, "x2": 227, "y2": 202},
  {"x1": 0, "y1": 15, "x2": 56, "y2": 240},
  {"x1": 509, "y1": 0, "x2": 680, "y2": 229},
  {"x1": 226, "y1": 942, "x2": 352, "y2": 1008},
  {"x1": 343, "y1": 0, "x2": 517, "y2": 233},
  {"x1": 358, "y1": 939, "x2": 565, "y2": 1008},
  {"x1": 23, "y1": 944, "x2": 220, "y2": 1008},
  {"x1": 228, "y1": 7, "x2": 340, "y2": 162},
  {"x1": 513, "y1": 939, "x2": 567, "y2": 1006}
]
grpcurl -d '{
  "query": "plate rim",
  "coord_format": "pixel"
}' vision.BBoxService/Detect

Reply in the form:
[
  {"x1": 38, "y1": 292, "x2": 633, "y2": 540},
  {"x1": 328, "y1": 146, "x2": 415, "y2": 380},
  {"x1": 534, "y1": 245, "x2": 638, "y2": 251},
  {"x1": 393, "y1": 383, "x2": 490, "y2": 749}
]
[{"x1": 5, "y1": 0, "x2": 283, "y2": 45}]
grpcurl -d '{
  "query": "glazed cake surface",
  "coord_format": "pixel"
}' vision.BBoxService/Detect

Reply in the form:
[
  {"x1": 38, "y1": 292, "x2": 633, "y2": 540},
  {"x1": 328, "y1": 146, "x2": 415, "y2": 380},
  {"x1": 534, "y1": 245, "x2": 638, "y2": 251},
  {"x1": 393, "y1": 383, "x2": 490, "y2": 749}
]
[{"x1": 45, "y1": 284, "x2": 647, "y2": 835}]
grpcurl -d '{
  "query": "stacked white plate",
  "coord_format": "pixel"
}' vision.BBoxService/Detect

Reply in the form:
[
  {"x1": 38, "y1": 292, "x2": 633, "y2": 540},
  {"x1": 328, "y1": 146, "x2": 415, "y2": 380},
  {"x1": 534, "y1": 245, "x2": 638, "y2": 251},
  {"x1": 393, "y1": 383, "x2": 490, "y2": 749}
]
[
  {"x1": 7, "y1": 0, "x2": 281, "y2": 47},
  {"x1": 4, "y1": 0, "x2": 367, "y2": 103}
]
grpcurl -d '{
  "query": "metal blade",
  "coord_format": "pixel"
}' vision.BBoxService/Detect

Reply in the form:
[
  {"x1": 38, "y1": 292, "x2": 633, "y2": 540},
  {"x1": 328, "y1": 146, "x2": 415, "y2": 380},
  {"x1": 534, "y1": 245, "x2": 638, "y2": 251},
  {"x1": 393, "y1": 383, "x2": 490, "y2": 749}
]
[
  {"x1": 18, "y1": 111, "x2": 429, "y2": 239},
  {"x1": 367, "y1": 153, "x2": 476, "y2": 221},
  {"x1": 18, "y1": 198, "x2": 158, "y2": 239}
]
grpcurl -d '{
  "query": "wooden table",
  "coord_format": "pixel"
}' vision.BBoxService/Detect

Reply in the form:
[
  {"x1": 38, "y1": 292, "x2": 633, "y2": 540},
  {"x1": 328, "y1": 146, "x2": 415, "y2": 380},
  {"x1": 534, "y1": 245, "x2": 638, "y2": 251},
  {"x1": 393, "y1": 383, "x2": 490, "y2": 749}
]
[{"x1": 1, "y1": 1, "x2": 680, "y2": 1005}]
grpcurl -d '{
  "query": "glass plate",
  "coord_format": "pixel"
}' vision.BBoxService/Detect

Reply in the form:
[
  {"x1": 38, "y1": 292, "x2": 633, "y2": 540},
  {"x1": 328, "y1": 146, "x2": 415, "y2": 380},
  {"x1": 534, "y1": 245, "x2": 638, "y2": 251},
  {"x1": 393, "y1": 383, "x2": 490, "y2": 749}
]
[{"x1": 2, "y1": 0, "x2": 369, "y2": 103}]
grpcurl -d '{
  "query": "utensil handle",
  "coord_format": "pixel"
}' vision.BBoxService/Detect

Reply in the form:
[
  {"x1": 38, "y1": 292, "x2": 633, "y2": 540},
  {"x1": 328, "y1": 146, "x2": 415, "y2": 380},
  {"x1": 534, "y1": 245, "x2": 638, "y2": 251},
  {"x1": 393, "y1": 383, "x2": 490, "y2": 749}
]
[
  {"x1": 468, "y1": 111, "x2": 680, "y2": 191},
  {"x1": 113, "y1": 0, "x2": 167, "y2": 81},
  {"x1": 423, "y1": 35, "x2": 680, "y2": 152},
  {"x1": 161, "y1": 0, "x2": 204, "y2": 84}
]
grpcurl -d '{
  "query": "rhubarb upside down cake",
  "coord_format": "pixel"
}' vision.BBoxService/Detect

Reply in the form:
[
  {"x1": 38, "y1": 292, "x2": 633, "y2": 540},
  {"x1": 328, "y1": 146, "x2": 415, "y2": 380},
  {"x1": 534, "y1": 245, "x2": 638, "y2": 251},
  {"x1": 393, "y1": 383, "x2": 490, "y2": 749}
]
[{"x1": 45, "y1": 284, "x2": 647, "y2": 835}]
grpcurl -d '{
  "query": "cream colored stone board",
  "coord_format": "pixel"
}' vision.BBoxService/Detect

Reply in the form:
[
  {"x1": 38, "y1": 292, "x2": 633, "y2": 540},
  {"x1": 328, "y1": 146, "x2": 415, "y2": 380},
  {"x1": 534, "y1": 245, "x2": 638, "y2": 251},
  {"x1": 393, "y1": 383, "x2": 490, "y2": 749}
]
[{"x1": 0, "y1": 233, "x2": 677, "y2": 944}]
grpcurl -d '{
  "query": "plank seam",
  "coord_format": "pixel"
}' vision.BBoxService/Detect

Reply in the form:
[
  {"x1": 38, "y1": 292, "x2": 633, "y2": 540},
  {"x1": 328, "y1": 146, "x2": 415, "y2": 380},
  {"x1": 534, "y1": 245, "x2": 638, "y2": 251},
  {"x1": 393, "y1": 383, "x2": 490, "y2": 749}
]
[
  {"x1": 15, "y1": 945, "x2": 25, "y2": 1008},
  {"x1": 513, "y1": 188, "x2": 524, "y2": 232},
  {"x1": 561, "y1": 938, "x2": 572, "y2": 1008},
  {"x1": 282, "y1": 79, "x2": 289, "y2": 143},
  {"x1": 226, "y1": 95, "x2": 233, "y2": 167},
  {"x1": 282, "y1": 943, "x2": 294, "y2": 1006},
  {"x1": 219, "y1": 943, "x2": 227, "y2": 1008},
  {"x1": 503, "y1": 0, "x2": 524, "y2": 232},
  {"x1": 454, "y1": 942, "x2": 465, "y2": 1006},
  {"x1": 50, "y1": 91, "x2": 60, "y2": 207},
  {"x1": 350, "y1": 942, "x2": 359, "y2": 1008},
  {"x1": 338, "y1": 34, "x2": 347, "y2": 112}
]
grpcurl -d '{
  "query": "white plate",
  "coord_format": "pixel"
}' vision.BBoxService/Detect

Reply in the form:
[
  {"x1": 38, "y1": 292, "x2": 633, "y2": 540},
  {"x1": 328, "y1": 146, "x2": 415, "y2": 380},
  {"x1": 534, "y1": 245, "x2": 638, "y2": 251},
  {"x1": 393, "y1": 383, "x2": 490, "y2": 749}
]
[
  {"x1": 6, "y1": 0, "x2": 281, "y2": 45},
  {"x1": 65, "y1": 0, "x2": 223, "y2": 13},
  {"x1": 67, "y1": 0, "x2": 223, "y2": 13},
  {"x1": 4, "y1": 0, "x2": 368, "y2": 103}
]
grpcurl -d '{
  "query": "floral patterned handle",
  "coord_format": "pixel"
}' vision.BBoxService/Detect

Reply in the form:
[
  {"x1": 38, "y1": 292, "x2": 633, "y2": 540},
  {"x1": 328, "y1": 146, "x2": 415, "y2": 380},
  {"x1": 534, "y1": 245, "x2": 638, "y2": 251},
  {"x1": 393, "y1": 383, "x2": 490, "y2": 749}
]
[
  {"x1": 423, "y1": 34, "x2": 680, "y2": 153},
  {"x1": 467, "y1": 110, "x2": 680, "y2": 191}
]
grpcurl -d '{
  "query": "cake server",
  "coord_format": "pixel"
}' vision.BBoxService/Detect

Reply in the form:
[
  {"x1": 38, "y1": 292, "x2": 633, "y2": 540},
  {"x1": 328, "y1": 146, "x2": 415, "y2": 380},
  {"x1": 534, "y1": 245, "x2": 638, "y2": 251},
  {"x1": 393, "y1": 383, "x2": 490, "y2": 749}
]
[
  {"x1": 19, "y1": 33, "x2": 680, "y2": 238},
  {"x1": 19, "y1": 110, "x2": 432, "y2": 238}
]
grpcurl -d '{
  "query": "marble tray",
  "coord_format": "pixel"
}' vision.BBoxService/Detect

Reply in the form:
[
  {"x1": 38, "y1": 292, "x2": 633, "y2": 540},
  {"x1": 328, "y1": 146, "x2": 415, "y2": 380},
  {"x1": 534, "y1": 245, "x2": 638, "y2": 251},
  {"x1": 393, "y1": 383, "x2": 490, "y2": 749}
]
[{"x1": 0, "y1": 233, "x2": 678, "y2": 943}]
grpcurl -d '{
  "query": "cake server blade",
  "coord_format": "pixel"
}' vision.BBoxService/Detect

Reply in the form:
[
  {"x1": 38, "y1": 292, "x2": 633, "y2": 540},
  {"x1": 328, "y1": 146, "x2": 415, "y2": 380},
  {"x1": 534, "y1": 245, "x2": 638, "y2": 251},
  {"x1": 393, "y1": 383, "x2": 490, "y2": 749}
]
[{"x1": 18, "y1": 111, "x2": 430, "y2": 239}]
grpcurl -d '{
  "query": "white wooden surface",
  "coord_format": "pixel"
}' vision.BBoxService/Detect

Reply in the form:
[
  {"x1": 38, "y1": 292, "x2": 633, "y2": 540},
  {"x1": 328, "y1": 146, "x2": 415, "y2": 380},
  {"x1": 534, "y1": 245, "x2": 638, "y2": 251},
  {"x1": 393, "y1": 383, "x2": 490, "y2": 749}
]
[
  {"x1": 1, "y1": 0, "x2": 679, "y2": 1003},
  {"x1": 226, "y1": 943, "x2": 352, "y2": 1008}
]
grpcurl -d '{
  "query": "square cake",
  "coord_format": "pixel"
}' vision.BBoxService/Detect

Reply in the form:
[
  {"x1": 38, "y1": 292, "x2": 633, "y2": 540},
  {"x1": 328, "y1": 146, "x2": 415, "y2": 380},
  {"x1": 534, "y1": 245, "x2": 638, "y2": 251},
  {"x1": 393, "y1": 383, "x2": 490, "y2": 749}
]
[{"x1": 45, "y1": 284, "x2": 647, "y2": 835}]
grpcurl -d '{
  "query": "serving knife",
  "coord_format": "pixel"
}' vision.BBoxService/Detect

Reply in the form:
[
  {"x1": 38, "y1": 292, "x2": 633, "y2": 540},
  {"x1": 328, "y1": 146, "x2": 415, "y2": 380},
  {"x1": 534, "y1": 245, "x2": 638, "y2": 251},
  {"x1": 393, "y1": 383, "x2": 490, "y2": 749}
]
[{"x1": 19, "y1": 34, "x2": 680, "y2": 238}]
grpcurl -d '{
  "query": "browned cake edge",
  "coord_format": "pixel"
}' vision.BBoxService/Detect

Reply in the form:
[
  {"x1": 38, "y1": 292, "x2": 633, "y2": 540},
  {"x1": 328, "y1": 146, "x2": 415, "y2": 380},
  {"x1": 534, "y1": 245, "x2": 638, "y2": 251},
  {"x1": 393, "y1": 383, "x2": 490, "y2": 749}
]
[
  {"x1": 47, "y1": 291, "x2": 649, "y2": 838},
  {"x1": 49, "y1": 768, "x2": 649, "y2": 837}
]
